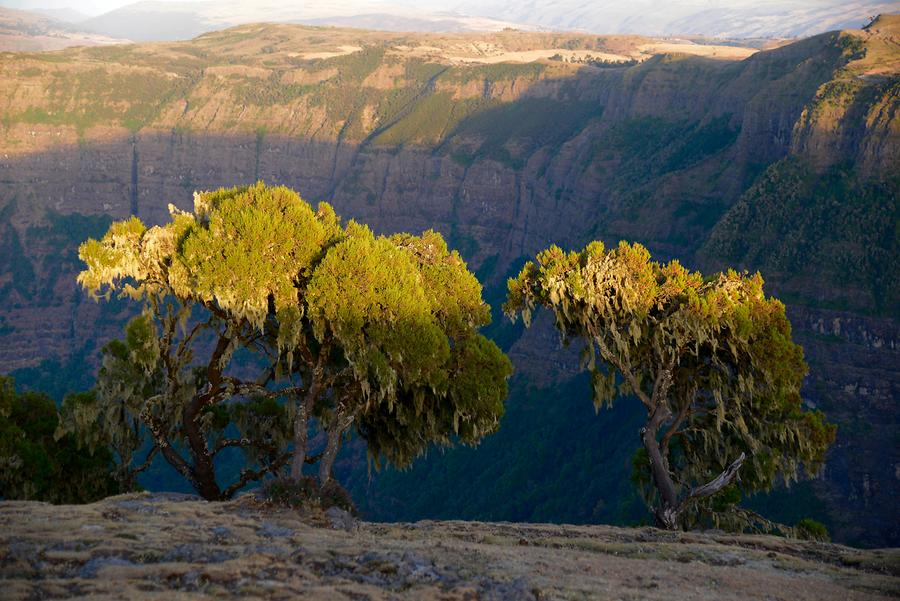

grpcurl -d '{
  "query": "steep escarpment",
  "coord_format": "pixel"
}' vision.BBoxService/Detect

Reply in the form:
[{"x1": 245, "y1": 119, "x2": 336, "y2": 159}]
[{"x1": 0, "y1": 21, "x2": 897, "y2": 546}]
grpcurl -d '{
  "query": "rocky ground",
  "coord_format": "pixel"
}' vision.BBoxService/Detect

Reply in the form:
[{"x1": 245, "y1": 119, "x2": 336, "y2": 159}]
[{"x1": 1, "y1": 492, "x2": 898, "y2": 600}]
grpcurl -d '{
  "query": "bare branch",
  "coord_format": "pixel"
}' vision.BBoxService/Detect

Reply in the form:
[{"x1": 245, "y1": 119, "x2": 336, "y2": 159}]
[
  {"x1": 221, "y1": 452, "x2": 292, "y2": 499},
  {"x1": 221, "y1": 376, "x2": 307, "y2": 400},
  {"x1": 660, "y1": 402, "x2": 692, "y2": 456},
  {"x1": 324, "y1": 365, "x2": 354, "y2": 389},
  {"x1": 681, "y1": 452, "x2": 746, "y2": 509},
  {"x1": 213, "y1": 437, "x2": 255, "y2": 454},
  {"x1": 140, "y1": 406, "x2": 197, "y2": 488},
  {"x1": 174, "y1": 315, "x2": 214, "y2": 363},
  {"x1": 131, "y1": 445, "x2": 159, "y2": 475}
]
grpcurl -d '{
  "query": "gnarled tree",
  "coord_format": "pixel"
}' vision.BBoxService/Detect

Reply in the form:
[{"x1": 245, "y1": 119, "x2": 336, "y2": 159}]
[
  {"x1": 76, "y1": 182, "x2": 511, "y2": 500},
  {"x1": 505, "y1": 241, "x2": 835, "y2": 530}
]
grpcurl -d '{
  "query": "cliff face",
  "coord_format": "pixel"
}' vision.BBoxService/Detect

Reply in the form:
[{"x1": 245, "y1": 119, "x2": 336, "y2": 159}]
[{"x1": 0, "y1": 21, "x2": 897, "y2": 546}]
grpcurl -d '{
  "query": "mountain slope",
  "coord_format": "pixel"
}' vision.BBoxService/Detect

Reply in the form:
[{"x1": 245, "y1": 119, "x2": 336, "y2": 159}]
[
  {"x1": 77, "y1": 0, "x2": 532, "y2": 42},
  {"x1": 0, "y1": 7, "x2": 128, "y2": 51},
  {"x1": 29, "y1": 7, "x2": 91, "y2": 24},
  {"x1": 0, "y1": 20, "x2": 897, "y2": 546}
]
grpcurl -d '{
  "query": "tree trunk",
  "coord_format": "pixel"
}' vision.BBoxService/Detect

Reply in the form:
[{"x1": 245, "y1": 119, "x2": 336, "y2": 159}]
[
  {"x1": 290, "y1": 399, "x2": 311, "y2": 480},
  {"x1": 318, "y1": 419, "x2": 344, "y2": 485},
  {"x1": 292, "y1": 355, "x2": 327, "y2": 480},
  {"x1": 117, "y1": 469, "x2": 134, "y2": 494},
  {"x1": 183, "y1": 396, "x2": 223, "y2": 500},
  {"x1": 642, "y1": 411, "x2": 747, "y2": 530},
  {"x1": 182, "y1": 424, "x2": 221, "y2": 500},
  {"x1": 641, "y1": 409, "x2": 681, "y2": 530}
]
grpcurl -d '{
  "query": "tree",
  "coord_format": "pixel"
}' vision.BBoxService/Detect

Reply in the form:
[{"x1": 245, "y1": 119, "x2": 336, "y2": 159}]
[
  {"x1": 76, "y1": 182, "x2": 511, "y2": 500},
  {"x1": 505, "y1": 241, "x2": 835, "y2": 530},
  {"x1": 57, "y1": 325, "x2": 167, "y2": 493},
  {"x1": 0, "y1": 376, "x2": 119, "y2": 503}
]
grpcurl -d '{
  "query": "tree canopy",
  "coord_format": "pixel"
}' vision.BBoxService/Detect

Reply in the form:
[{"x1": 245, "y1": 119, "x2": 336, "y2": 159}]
[
  {"x1": 505, "y1": 240, "x2": 835, "y2": 529},
  {"x1": 71, "y1": 182, "x2": 511, "y2": 500}
]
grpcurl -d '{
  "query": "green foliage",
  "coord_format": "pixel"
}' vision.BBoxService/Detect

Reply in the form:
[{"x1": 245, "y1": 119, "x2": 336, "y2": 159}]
[
  {"x1": 604, "y1": 114, "x2": 739, "y2": 176},
  {"x1": 57, "y1": 318, "x2": 166, "y2": 491},
  {"x1": 506, "y1": 240, "x2": 836, "y2": 530},
  {"x1": 796, "y1": 517, "x2": 830, "y2": 541},
  {"x1": 315, "y1": 46, "x2": 385, "y2": 82},
  {"x1": 231, "y1": 74, "x2": 315, "y2": 107},
  {"x1": 664, "y1": 114, "x2": 740, "y2": 172},
  {"x1": 606, "y1": 116, "x2": 687, "y2": 160},
  {"x1": 0, "y1": 376, "x2": 118, "y2": 503},
  {"x1": 372, "y1": 92, "x2": 463, "y2": 146},
  {"x1": 450, "y1": 98, "x2": 604, "y2": 168},
  {"x1": 703, "y1": 158, "x2": 900, "y2": 314},
  {"x1": 75, "y1": 182, "x2": 511, "y2": 500},
  {"x1": 444, "y1": 62, "x2": 547, "y2": 85}
]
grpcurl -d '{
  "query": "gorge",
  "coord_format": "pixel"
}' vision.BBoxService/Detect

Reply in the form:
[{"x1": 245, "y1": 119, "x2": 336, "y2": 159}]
[{"x1": 0, "y1": 16, "x2": 897, "y2": 546}]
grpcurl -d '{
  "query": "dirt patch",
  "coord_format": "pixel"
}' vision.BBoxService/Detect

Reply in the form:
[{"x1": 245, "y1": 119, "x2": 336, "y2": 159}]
[
  {"x1": 206, "y1": 65, "x2": 271, "y2": 79},
  {"x1": 295, "y1": 45, "x2": 362, "y2": 60},
  {"x1": 447, "y1": 48, "x2": 632, "y2": 64},
  {"x1": 637, "y1": 41, "x2": 758, "y2": 60}
]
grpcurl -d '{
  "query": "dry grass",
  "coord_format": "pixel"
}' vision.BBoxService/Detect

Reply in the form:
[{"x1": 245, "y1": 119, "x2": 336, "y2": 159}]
[{"x1": 1, "y1": 493, "x2": 898, "y2": 600}]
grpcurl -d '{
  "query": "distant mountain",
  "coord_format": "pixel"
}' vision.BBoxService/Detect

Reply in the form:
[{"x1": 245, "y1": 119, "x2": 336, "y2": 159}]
[
  {"x1": 29, "y1": 7, "x2": 90, "y2": 23},
  {"x1": 664, "y1": 1, "x2": 898, "y2": 38},
  {"x1": 77, "y1": 2, "x2": 208, "y2": 41},
  {"x1": 13, "y1": 0, "x2": 899, "y2": 44},
  {"x1": 77, "y1": 0, "x2": 530, "y2": 42},
  {"x1": 449, "y1": 0, "x2": 897, "y2": 38},
  {"x1": 0, "y1": 6, "x2": 127, "y2": 51}
]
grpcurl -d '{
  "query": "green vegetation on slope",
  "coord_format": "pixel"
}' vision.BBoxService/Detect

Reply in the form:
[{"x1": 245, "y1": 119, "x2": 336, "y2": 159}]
[
  {"x1": 6, "y1": 67, "x2": 198, "y2": 134},
  {"x1": 344, "y1": 373, "x2": 648, "y2": 525},
  {"x1": 448, "y1": 97, "x2": 604, "y2": 168},
  {"x1": 0, "y1": 203, "x2": 36, "y2": 304},
  {"x1": 702, "y1": 158, "x2": 900, "y2": 315},
  {"x1": 0, "y1": 206, "x2": 114, "y2": 307}
]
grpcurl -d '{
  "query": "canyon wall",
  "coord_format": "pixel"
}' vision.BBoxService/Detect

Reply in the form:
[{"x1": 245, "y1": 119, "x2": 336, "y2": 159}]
[{"x1": 0, "y1": 20, "x2": 897, "y2": 545}]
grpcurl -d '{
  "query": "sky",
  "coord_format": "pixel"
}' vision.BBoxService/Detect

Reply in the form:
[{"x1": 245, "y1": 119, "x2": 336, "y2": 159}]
[
  {"x1": 0, "y1": 0, "x2": 207, "y2": 16},
  {"x1": 0, "y1": 0, "x2": 855, "y2": 18}
]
